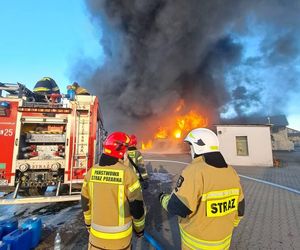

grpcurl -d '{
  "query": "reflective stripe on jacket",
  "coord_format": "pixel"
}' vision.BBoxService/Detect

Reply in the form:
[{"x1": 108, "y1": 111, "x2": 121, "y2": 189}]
[{"x1": 81, "y1": 162, "x2": 146, "y2": 249}]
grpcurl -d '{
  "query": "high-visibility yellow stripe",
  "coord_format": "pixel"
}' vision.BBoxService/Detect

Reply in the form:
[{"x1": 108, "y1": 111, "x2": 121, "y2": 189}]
[
  {"x1": 161, "y1": 194, "x2": 171, "y2": 211},
  {"x1": 137, "y1": 156, "x2": 143, "y2": 161},
  {"x1": 33, "y1": 87, "x2": 50, "y2": 92},
  {"x1": 234, "y1": 216, "x2": 242, "y2": 227},
  {"x1": 128, "y1": 180, "x2": 141, "y2": 192},
  {"x1": 83, "y1": 180, "x2": 88, "y2": 188},
  {"x1": 179, "y1": 225, "x2": 232, "y2": 250},
  {"x1": 84, "y1": 213, "x2": 91, "y2": 225},
  {"x1": 90, "y1": 225, "x2": 132, "y2": 240},
  {"x1": 128, "y1": 151, "x2": 136, "y2": 158},
  {"x1": 181, "y1": 236, "x2": 198, "y2": 250},
  {"x1": 133, "y1": 216, "x2": 145, "y2": 228},
  {"x1": 84, "y1": 213, "x2": 91, "y2": 220},
  {"x1": 92, "y1": 222, "x2": 131, "y2": 233},
  {"x1": 118, "y1": 185, "x2": 125, "y2": 226},
  {"x1": 210, "y1": 146, "x2": 219, "y2": 150},
  {"x1": 52, "y1": 87, "x2": 59, "y2": 91},
  {"x1": 89, "y1": 182, "x2": 94, "y2": 220},
  {"x1": 202, "y1": 188, "x2": 239, "y2": 201}
]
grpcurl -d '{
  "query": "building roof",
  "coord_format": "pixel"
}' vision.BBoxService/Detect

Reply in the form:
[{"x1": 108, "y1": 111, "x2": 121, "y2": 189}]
[
  {"x1": 219, "y1": 115, "x2": 289, "y2": 127},
  {"x1": 215, "y1": 124, "x2": 271, "y2": 127}
]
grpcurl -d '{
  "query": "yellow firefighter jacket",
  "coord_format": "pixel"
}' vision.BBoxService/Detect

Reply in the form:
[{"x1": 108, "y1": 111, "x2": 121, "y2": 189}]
[
  {"x1": 161, "y1": 156, "x2": 244, "y2": 250},
  {"x1": 81, "y1": 161, "x2": 146, "y2": 249},
  {"x1": 75, "y1": 86, "x2": 90, "y2": 95},
  {"x1": 124, "y1": 148, "x2": 148, "y2": 180}
]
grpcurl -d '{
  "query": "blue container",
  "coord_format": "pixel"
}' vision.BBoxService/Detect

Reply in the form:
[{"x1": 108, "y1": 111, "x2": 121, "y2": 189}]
[
  {"x1": 0, "y1": 241, "x2": 8, "y2": 250},
  {"x1": 21, "y1": 217, "x2": 42, "y2": 248},
  {"x1": 0, "y1": 219, "x2": 18, "y2": 236},
  {"x1": 3, "y1": 228, "x2": 31, "y2": 250}
]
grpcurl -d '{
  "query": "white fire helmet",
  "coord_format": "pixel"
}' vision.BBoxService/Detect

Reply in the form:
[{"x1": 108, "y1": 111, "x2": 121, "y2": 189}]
[{"x1": 184, "y1": 128, "x2": 219, "y2": 158}]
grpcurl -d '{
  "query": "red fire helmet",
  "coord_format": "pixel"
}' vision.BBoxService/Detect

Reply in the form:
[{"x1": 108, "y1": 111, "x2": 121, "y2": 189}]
[
  {"x1": 103, "y1": 132, "x2": 131, "y2": 159},
  {"x1": 129, "y1": 134, "x2": 137, "y2": 147}
]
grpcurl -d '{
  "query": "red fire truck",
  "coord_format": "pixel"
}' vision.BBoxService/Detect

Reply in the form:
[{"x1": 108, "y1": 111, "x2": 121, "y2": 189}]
[{"x1": 0, "y1": 82, "x2": 105, "y2": 197}]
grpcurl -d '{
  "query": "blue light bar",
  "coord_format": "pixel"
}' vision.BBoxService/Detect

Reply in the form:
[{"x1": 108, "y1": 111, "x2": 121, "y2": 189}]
[{"x1": 0, "y1": 101, "x2": 10, "y2": 108}]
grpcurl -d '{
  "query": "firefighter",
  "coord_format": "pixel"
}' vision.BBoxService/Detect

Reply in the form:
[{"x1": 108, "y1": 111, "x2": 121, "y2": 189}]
[
  {"x1": 81, "y1": 132, "x2": 146, "y2": 250},
  {"x1": 33, "y1": 77, "x2": 60, "y2": 102},
  {"x1": 124, "y1": 135, "x2": 149, "y2": 189},
  {"x1": 159, "y1": 128, "x2": 245, "y2": 250},
  {"x1": 72, "y1": 82, "x2": 90, "y2": 95}
]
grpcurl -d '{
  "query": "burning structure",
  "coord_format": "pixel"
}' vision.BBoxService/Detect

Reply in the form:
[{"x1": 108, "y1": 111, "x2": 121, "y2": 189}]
[
  {"x1": 74, "y1": 0, "x2": 300, "y2": 148},
  {"x1": 141, "y1": 100, "x2": 208, "y2": 151}
]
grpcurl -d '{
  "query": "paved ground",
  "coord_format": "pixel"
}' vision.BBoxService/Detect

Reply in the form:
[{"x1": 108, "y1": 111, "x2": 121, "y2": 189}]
[{"x1": 1, "y1": 149, "x2": 300, "y2": 249}]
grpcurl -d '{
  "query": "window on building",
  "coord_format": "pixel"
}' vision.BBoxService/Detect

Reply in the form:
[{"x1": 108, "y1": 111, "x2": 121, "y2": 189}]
[{"x1": 236, "y1": 136, "x2": 249, "y2": 156}]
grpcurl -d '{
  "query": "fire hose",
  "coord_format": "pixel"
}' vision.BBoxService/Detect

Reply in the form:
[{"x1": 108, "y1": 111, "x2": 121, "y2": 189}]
[{"x1": 144, "y1": 231, "x2": 163, "y2": 250}]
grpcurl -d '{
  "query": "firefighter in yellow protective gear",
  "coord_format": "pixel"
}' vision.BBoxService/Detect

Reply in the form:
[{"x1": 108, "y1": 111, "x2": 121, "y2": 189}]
[
  {"x1": 81, "y1": 132, "x2": 146, "y2": 250},
  {"x1": 124, "y1": 135, "x2": 149, "y2": 189},
  {"x1": 159, "y1": 128, "x2": 245, "y2": 250},
  {"x1": 72, "y1": 81, "x2": 90, "y2": 95}
]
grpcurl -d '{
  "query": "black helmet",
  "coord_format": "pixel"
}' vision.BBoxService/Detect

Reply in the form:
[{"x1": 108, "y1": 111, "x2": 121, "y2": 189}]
[{"x1": 33, "y1": 77, "x2": 60, "y2": 95}]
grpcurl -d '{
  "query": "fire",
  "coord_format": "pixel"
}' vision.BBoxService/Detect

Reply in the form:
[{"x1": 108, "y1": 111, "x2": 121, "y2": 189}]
[
  {"x1": 141, "y1": 106, "x2": 208, "y2": 151},
  {"x1": 172, "y1": 111, "x2": 208, "y2": 140},
  {"x1": 174, "y1": 129, "x2": 182, "y2": 139},
  {"x1": 155, "y1": 127, "x2": 168, "y2": 139},
  {"x1": 142, "y1": 140, "x2": 153, "y2": 150}
]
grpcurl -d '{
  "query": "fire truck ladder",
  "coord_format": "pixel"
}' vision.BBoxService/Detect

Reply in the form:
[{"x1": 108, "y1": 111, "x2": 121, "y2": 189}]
[
  {"x1": 68, "y1": 100, "x2": 91, "y2": 195},
  {"x1": 0, "y1": 82, "x2": 36, "y2": 99}
]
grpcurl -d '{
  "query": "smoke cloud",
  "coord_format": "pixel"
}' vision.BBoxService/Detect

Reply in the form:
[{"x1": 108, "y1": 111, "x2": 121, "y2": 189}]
[{"x1": 74, "y1": 0, "x2": 300, "y2": 135}]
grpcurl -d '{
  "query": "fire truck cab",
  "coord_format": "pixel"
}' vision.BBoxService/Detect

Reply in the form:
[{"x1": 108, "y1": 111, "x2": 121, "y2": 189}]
[{"x1": 0, "y1": 82, "x2": 104, "y2": 196}]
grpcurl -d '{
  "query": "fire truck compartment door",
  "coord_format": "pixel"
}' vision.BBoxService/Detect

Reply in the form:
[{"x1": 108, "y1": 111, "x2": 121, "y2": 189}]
[{"x1": 0, "y1": 101, "x2": 19, "y2": 185}]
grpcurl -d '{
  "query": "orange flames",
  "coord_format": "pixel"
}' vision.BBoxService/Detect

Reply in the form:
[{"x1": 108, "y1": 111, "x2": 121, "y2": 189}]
[
  {"x1": 141, "y1": 100, "x2": 208, "y2": 151},
  {"x1": 141, "y1": 140, "x2": 153, "y2": 150},
  {"x1": 155, "y1": 127, "x2": 168, "y2": 139}
]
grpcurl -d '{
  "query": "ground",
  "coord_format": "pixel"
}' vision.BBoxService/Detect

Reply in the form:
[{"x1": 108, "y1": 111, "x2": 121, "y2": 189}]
[{"x1": 1, "y1": 148, "x2": 300, "y2": 249}]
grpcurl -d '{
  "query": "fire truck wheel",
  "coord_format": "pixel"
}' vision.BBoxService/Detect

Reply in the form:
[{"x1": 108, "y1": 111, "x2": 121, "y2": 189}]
[
  {"x1": 23, "y1": 187, "x2": 47, "y2": 196},
  {"x1": 59, "y1": 184, "x2": 70, "y2": 195}
]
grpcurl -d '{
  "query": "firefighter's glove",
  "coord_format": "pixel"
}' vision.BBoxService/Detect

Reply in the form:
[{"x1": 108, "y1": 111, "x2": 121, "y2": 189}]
[
  {"x1": 135, "y1": 229, "x2": 144, "y2": 238},
  {"x1": 159, "y1": 192, "x2": 166, "y2": 203},
  {"x1": 142, "y1": 180, "x2": 149, "y2": 190}
]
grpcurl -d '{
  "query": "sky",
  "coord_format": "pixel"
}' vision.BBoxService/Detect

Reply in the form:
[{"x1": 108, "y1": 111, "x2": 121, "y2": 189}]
[
  {"x1": 0, "y1": 0, "x2": 103, "y2": 90},
  {"x1": 0, "y1": 0, "x2": 299, "y2": 130}
]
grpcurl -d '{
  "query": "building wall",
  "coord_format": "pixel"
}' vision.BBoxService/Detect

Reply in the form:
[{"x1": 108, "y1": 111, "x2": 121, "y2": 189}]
[
  {"x1": 216, "y1": 125, "x2": 273, "y2": 167},
  {"x1": 272, "y1": 127, "x2": 294, "y2": 151}
]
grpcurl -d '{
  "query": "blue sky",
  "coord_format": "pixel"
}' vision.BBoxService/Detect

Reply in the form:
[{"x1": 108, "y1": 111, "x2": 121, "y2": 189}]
[
  {"x1": 0, "y1": 0, "x2": 103, "y2": 90},
  {"x1": 0, "y1": 1, "x2": 299, "y2": 130}
]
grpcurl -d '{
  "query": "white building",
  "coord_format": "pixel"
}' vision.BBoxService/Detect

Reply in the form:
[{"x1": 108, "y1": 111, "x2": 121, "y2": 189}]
[
  {"x1": 216, "y1": 125, "x2": 273, "y2": 167},
  {"x1": 287, "y1": 127, "x2": 300, "y2": 147}
]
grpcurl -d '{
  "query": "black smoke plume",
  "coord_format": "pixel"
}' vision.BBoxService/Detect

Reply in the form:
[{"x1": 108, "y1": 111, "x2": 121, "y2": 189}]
[{"x1": 74, "y1": 0, "x2": 300, "y2": 135}]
